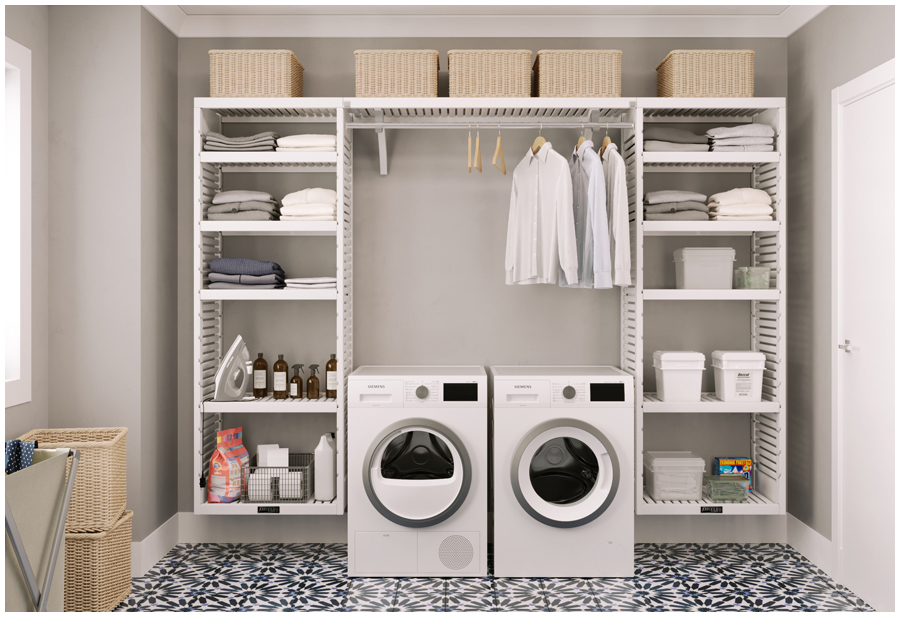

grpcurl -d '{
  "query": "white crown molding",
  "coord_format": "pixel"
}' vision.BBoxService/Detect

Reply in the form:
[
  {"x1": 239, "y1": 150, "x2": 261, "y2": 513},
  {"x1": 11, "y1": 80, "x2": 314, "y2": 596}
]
[{"x1": 144, "y1": 5, "x2": 829, "y2": 39}]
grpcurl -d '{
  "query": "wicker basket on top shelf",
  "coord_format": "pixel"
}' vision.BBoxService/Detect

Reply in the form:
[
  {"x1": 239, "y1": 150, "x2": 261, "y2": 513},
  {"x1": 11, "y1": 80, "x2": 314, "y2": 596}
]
[
  {"x1": 209, "y1": 49, "x2": 304, "y2": 97},
  {"x1": 534, "y1": 50, "x2": 622, "y2": 97},
  {"x1": 656, "y1": 50, "x2": 755, "y2": 98},
  {"x1": 355, "y1": 50, "x2": 440, "y2": 97},
  {"x1": 448, "y1": 50, "x2": 532, "y2": 97}
]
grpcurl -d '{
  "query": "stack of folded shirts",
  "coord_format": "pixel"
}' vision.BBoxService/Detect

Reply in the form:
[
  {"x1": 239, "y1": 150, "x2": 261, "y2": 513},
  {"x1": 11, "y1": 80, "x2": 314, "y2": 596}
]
[
  {"x1": 276, "y1": 134, "x2": 337, "y2": 152},
  {"x1": 208, "y1": 257, "x2": 285, "y2": 289},
  {"x1": 643, "y1": 127, "x2": 710, "y2": 153},
  {"x1": 280, "y1": 187, "x2": 338, "y2": 221},
  {"x1": 203, "y1": 131, "x2": 278, "y2": 152},
  {"x1": 207, "y1": 190, "x2": 281, "y2": 221},
  {"x1": 285, "y1": 277, "x2": 337, "y2": 290},
  {"x1": 644, "y1": 190, "x2": 710, "y2": 221},
  {"x1": 708, "y1": 188, "x2": 774, "y2": 221},
  {"x1": 707, "y1": 124, "x2": 776, "y2": 152}
]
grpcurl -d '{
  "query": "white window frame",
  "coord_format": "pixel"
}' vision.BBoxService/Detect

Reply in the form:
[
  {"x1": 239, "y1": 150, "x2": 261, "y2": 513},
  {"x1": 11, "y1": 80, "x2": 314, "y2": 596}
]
[{"x1": 5, "y1": 37, "x2": 32, "y2": 408}]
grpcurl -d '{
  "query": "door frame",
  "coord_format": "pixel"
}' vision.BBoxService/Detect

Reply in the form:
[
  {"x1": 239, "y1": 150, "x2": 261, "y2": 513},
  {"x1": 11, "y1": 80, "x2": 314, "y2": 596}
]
[{"x1": 830, "y1": 57, "x2": 895, "y2": 584}]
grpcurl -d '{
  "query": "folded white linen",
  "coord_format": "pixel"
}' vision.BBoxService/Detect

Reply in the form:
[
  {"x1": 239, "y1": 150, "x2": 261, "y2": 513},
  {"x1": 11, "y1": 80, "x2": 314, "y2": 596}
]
[
  {"x1": 706, "y1": 123, "x2": 775, "y2": 139},
  {"x1": 645, "y1": 190, "x2": 708, "y2": 205},
  {"x1": 212, "y1": 189, "x2": 276, "y2": 205},
  {"x1": 279, "y1": 215, "x2": 337, "y2": 221},
  {"x1": 276, "y1": 147, "x2": 337, "y2": 152},
  {"x1": 711, "y1": 145, "x2": 775, "y2": 152},
  {"x1": 277, "y1": 134, "x2": 337, "y2": 148},
  {"x1": 710, "y1": 136, "x2": 774, "y2": 146},
  {"x1": 282, "y1": 188, "x2": 338, "y2": 206},
  {"x1": 710, "y1": 215, "x2": 774, "y2": 221},
  {"x1": 643, "y1": 141, "x2": 709, "y2": 152},
  {"x1": 709, "y1": 188, "x2": 772, "y2": 207},
  {"x1": 279, "y1": 203, "x2": 337, "y2": 217},
  {"x1": 285, "y1": 277, "x2": 337, "y2": 284},
  {"x1": 642, "y1": 127, "x2": 708, "y2": 144},
  {"x1": 708, "y1": 204, "x2": 774, "y2": 216},
  {"x1": 287, "y1": 283, "x2": 337, "y2": 289}
]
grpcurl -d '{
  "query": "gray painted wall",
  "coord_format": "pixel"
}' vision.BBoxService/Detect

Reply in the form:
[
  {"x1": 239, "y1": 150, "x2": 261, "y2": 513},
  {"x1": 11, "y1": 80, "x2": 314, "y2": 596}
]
[
  {"x1": 785, "y1": 6, "x2": 895, "y2": 540},
  {"x1": 4, "y1": 5, "x2": 50, "y2": 440},
  {"x1": 177, "y1": 36, "x2": 787, "y2": 541}
]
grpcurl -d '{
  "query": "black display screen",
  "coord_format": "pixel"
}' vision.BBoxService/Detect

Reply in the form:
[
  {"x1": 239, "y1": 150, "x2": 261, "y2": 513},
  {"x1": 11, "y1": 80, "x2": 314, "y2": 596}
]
[
  {"x1": 590, "y1": 383, "x2": 625, "y2": 402},
  {"x1": 443, "y1": 383, "x2": 479, "y2": 401}
]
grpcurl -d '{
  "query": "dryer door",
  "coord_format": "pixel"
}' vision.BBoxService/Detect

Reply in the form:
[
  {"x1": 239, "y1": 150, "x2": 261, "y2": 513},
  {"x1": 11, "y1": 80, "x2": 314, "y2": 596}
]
[
  {"x1": 363, "y1": 419, "x2": 472, "y2": 528},
  {"x1": 511, "y1": 419, "x2": 619, "y2": 528}
]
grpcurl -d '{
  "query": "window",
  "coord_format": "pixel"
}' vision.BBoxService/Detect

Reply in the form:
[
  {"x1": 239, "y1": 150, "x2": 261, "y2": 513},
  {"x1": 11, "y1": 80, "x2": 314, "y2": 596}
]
[{"x1": 5, "y1": 37, "x2": 31, "y2": 408}]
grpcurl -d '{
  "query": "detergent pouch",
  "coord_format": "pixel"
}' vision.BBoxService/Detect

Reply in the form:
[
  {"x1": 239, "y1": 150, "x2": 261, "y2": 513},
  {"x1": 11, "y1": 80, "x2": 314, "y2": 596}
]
[{"x1": 209, "y1": 427, "x2": 249, "y2": 503}]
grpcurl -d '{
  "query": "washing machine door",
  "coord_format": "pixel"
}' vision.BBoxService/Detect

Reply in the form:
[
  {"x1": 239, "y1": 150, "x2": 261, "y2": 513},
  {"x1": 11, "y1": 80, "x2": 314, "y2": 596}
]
[
  {"x1": 511, "y1": 419, "x2": 619, "y2": 528},
  {"x1": 363, "y1": 419, "x2": 472, "y2": 528}
]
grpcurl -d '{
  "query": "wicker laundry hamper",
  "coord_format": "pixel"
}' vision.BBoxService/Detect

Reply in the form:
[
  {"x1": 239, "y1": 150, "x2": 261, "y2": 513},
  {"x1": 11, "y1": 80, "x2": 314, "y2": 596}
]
[
  {"x1": 19, "y1": 427, "x2": 127, "y2": 532},
  {"x1": 448, "y1": 50, "x2": 532, "y2": 97},
  {"x1": 209, "y1": 49, "x2": 304, "y2": 97},
  {"x1": 656, "y1": 50, "x2": 755, "y2": 98},
  {"x1": 64, "y1": 510, "x2": 133, "y2": 612},
  {"x1": 533, "y1": 50, "x2": 623, "y2": 97},
  {"x1": 355, "y1": 50, "x2": 439, "y2": 97}
]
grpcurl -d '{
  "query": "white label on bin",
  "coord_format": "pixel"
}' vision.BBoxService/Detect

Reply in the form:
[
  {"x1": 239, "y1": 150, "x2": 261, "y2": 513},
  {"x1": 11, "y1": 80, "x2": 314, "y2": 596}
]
[
  {"x1": 735, "y1": 372, "x2": 752, "y2": 396},
  {"x1": 254, "y1": 370, "x2": 266, "y2": 389}
]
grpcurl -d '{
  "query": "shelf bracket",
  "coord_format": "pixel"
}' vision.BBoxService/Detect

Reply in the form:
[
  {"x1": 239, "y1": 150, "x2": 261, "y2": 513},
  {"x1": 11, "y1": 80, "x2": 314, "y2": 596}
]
[
  {"x1": 585, "y1": 109, "x2": 600, "y2": 143},
  {"x1": 375, "y1": 109, "x2": 388, "y2": 176}
]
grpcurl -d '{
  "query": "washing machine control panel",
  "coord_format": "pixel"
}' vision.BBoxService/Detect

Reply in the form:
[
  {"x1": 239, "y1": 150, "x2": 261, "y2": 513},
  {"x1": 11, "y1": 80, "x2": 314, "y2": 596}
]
[
  {"x1": 406, "y1": 381, "x2": 439, "y2": 403},
  {"x1": 494, "y1": 378, "x2": 633, "y2": 408}
]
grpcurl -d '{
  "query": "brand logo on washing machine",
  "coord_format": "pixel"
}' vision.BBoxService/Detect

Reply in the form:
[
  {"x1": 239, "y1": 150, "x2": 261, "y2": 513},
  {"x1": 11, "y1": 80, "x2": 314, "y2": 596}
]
[
  {"x1": 514, "y1": 385, "x2": 532, "y2": 389},
  {"x1": 367, "y1": 384, "x2": 386, "y2": 388}
]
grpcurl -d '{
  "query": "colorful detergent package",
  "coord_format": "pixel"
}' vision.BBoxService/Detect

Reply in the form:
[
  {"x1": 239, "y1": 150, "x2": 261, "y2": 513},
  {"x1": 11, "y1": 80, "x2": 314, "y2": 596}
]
[
  {"x1": 713, "y1": 457, "x2": 753, "y2": 491},
  {"x1": 209, "y1": 427, "x2": 249, "y2": 503}
]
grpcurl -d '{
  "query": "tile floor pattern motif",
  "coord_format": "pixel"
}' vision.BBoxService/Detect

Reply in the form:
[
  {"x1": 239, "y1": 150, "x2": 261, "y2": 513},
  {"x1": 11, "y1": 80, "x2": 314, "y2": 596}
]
[{"x1": 116, "y1": 543, "x2": 872, "y2": 612}]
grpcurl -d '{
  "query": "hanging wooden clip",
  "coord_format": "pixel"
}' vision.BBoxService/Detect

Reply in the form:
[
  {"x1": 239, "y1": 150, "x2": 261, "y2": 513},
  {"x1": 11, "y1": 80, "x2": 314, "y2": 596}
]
[
  {"x1": 474, "y1": 127, "x2": 483, "y2": 173},
  {"x1": 532, "y1": 123, "x2": 546, "y2": 154}
]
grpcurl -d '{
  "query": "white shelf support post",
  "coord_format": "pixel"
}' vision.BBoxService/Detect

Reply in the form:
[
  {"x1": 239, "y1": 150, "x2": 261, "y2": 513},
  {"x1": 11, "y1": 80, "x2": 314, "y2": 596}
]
[{"x1": 375, "y1": 109, "x2": 387, "y2": 176}]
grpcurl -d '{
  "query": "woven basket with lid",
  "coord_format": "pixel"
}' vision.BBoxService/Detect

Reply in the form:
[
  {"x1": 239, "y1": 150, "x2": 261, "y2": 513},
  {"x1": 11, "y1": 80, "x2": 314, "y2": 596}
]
[
  {"x1": 355, "y1": 50, "x2": 439, "y2": 97},
  {"x1": 65, "y1": 510, "x2": 133, "y2": 612},
  {"x1": 533, "y1": 50, "x2": 622, "y2": 97},
  {"x1": 448, "y1": 50, "x2": 532, "y2": 97},
  {"x1": 209, "y1": 49, "x2": 304, "y2": 97},
  {"x1": 656, "y1": 50, "x2": 755, "y2": 98}
]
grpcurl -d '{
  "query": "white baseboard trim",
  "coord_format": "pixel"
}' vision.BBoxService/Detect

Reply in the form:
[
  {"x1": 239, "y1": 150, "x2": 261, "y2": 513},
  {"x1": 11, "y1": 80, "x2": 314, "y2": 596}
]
[
  {"x1": 786, "y1": 514, "x2": 834, "y2": 579},
  {"x1": 132, "y1": 512, "x2": 180, "y2": 577},
  {"x1": 177, "y1": 511, "x2": 348, "y2": 544}
]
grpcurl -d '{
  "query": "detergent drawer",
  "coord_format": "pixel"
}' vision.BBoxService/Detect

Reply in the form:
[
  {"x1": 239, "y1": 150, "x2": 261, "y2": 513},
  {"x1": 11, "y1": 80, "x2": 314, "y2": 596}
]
[
  {"x1": 354, "y1": 531, "x2": 417, "y2": 573},
  {"x1": 493, "y1": 380, "x2": 551, "y2": 408},
  {"x1": 349, "y1": 379, "x2": 404, "y2": 407}
]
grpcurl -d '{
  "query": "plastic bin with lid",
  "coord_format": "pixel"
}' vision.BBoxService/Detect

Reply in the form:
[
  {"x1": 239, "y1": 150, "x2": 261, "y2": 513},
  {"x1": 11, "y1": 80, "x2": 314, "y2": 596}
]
[
  {"x1": 652, "y1": 351, "x2": 705, "y2": 402},
  {"x1": 711, "y1": 351, "x2": 766, "y2": 402},
  {"x1": 674, "y1": 247, "x2": 735, "y2": 289},
  {"x1": 703, "y1": 475, "x2": 750, "y2": 502},
  {"x1": 643, "y1": 451, "x2": 706, "y2": 501}
]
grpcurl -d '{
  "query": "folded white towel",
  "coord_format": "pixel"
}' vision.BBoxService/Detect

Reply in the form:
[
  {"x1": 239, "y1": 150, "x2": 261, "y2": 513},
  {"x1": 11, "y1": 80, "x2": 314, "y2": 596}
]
[
  {"x1": 708, "y1": 204, "x2": 774, "y2": 216},
  {"x1": 710, "y1": 215, "x2": 774, "y2": 221},
  {"x1": 644, "y1": 141, "x2": 709, "y2": 152},
  {"x1": 711, "y1": 145, "x2": 775, "y2": 152},
  {"x1": 286, "y1": 283, "x2": 337, "y2": 289},
  {"x1": 709, "y1": 188, "x2": 772, "y2": 207},
  {"x1": 710, "y1": 137, "x2": 774, "y2": 146},
  {"x1": 707, "y1": 123, "x2": 776, "y2": 139},
  {"x1": 285, "y1": 277, "x2": 337, "y2": 284},
  {"x1": 212, "y1": 190, "x2": 275, "y2": 205},
  {"x1": 276, "y1": 147, "x2": 336, "y2": 152},
  {"x1": 280, "y1": 215, "x2": 337, "y2": 221},
  {"x1": 277, "y1": 134, "x2": 337, "y2": 148},
  {"x1": 280, "y1": 203, "x2": 337, "y2": 217},
  {"x1": 282, "y1": 188, "x2": 338, "y2": 206},
  {"x1": 645, "y1": 190, "x2": 708, "y2": 205}
]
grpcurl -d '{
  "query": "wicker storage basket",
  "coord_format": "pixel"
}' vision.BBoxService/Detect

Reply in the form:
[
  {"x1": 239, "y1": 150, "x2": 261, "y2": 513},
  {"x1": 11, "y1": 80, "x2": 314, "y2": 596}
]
[
  {"x1": 448, "y1": 50, "x2": 532, "y2": 97},
  {"x1": 533, "y1": 50, "x2": 622, "y2": 97},
  {"x1": 355, "y1": 50, "x2": 439, "y2": 97},
  {"x1": 65, "y1": 510, "x2": 133, "y2": 612},
  {"x1": 19, "y1": 427, "x2": 127, "y2": 532},
  {"x1": 209, "y1": 49, "x2": 304, "y2": 98},
  {"x1": 656, "y1": 50, "x2": 755, "y2": 98}
]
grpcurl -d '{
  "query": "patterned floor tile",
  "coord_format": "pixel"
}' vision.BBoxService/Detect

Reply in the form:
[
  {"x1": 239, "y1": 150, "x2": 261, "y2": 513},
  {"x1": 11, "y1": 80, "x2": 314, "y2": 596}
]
[{"x1": 393, "y1": 591, "x2": 447, "y2": 611}]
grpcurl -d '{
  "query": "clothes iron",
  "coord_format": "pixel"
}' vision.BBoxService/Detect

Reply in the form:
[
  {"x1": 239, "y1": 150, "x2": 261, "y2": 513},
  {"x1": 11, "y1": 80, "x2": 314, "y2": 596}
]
[{"x1": 214, "y1": 335, "x2": 253, "y2": 401}]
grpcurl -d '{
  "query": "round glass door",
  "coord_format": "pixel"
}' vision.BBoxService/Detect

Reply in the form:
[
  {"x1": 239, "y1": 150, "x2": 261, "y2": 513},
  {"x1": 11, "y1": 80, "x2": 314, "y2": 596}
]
[
  {"x1": 511, "y1": 419, "x2": 619, "y2": 528},
  {"x1": 364, "y1": 420, "x2": 471, "y2": 528}
]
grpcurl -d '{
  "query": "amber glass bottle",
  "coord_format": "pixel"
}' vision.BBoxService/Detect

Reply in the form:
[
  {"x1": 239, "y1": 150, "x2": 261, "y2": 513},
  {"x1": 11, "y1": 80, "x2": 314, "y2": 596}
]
[
  {"x1": 325, "y1": 354, "x2": 338, "y2": 399},
  {"x1": 252, "y1": 353, "x2": 268, "y2": 398},
  {"x1": 307, "y1": 364, "x2": 320, "y2": 400},
  {"x1": 273, "y1": 354, "x2": 289, "y2": 399},
  {"x1": 290, "y1": 364, "x2": 304, "y2": 399}
]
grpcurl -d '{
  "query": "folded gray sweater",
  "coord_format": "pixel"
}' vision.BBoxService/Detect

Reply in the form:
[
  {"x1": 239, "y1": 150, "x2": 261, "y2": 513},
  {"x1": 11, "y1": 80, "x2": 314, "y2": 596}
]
[
  {"x1": 644, "y1": 141, "x2": 709, "y2": 152},
  {"x1": 207, "y1": 282, "x2": 283, "y2": 290},
  {"x1": 645, "y1": 211, "x2": 710, "y2": 221},
  {"x1": 706, "y1": 123, "x2": 775, "y2": 139},
  {"x1": 204, "y1": 131, "x2": 279, "y2": 143},
  {"x1": 645, "y1": 190, "x2": 708, "y2": 205},
  {"x1": 203, "y1": 144, "x2": 276, "y2": 152},
  {"x1": 643, "y1": 127, "x2": 708, "y2": 144},
  {"x1": 207, "y1": 201, "x2": 279, "y2": 215},
  {"x1": 644, "y1": 201, "x2": 709, "y2": 214},
  {"x1": 207, "y1": 211, "x2": 277, "y2": 221},
  {"x1": 209, "y1": 272, "x2": 284, "y2": 285}
]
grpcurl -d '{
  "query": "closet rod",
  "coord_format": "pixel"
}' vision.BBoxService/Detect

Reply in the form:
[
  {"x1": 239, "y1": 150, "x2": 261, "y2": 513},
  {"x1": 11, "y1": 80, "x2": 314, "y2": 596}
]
[{"x1": 348, "y1": 122, "x2": 633, "y2": 130}]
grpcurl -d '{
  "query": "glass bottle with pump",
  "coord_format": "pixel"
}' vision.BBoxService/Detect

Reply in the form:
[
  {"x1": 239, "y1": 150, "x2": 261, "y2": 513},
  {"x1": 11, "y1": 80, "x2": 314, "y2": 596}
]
[
  {"x1": 253, "y1": 352, "x2": 268, "y2": 398},
  {"x1": 325, "y1": 354, "x2": 338, "y2": 399},
  {"x1": 290, "y1": 364, "x2": 305, "y2": 399},
  {"x1": 307, "y1": 364, "x2": 320, "y2": 400},
  {"x1": 273, "y1": 354, "x2": 289, "y2": 399}
]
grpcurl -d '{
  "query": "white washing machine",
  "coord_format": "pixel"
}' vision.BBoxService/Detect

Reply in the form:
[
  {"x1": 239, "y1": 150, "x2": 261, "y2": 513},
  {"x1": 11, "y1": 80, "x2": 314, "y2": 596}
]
[
  {"x1": 491, "y1": 366, "x2": 634, "y2": 578},
  {"x1": 348, "y1": 366, "x2": 488, "y2": 577}
]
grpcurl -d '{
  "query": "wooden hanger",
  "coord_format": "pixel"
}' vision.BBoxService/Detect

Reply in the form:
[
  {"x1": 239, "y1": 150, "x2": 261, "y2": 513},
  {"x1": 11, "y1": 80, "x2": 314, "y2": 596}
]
[
  {"x1": 600, "y1": 124, "x2": 612, "y2": 157},
  {"x1": 467, "y1": 129, "x2": 472, "y2": 173},
  {"x1": 576, "y1": 135, "x2": 587, "y2": 150},
  {"x1": 532, "y1": 123, "x2": 546, "y2": 155},
  {"x1": 474, "y1": 129, "x2": 483, "y2": 173},
  {"x1": 493, "y1": 129, "x2": 506, "y2": 175}
]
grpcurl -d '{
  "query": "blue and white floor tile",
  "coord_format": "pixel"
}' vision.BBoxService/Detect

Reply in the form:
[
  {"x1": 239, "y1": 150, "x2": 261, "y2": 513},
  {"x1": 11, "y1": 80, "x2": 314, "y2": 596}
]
[{"x1": 115, "y1": 543, "x2": 872, "y2": 612}]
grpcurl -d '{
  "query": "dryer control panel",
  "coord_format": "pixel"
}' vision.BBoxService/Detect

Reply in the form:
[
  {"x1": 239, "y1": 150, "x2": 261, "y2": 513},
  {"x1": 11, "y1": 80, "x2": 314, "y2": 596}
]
[
  {"x1": 349, "y1": 367, "x2": 487, "y2": 408},
  {"x1": 492, "y1": 367, "x2": 634, "y2": 409}
]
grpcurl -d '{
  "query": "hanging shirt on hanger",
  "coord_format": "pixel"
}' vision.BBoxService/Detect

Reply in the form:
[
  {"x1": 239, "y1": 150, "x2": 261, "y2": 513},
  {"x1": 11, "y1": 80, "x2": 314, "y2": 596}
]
[
  {"x1": 561, "y1": 140, "x2": 612, "y2": 289},
  {"x1": 505, "y1": 142, "x2": 578, "y2": 286},
  {"x1": 601, "y1": 142, "x2": 632, "y2": 287}
]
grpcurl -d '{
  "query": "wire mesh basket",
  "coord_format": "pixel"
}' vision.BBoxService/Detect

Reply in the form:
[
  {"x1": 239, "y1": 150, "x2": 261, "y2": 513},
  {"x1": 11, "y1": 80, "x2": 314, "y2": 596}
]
[{"x1": 241, "y1": 453, "x2": 314, "y2": 503}]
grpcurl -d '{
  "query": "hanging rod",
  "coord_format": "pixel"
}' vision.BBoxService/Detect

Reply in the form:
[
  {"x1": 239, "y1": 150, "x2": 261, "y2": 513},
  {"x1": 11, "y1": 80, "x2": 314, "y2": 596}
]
[{"x1": 347, "y1": 122, "x2": 633, "y2": 130}]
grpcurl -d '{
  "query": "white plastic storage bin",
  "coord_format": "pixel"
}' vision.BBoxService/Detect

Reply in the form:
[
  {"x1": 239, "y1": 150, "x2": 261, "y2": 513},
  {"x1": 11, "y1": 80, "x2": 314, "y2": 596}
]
[
  {"x1": 675, "y1": 247, "x2": 736, "y2": 289},
  {"x1": 712, "y1": 350, "x2": 766, "y2": 402},
  {"x1": 652, "y1": 351, "x2": 705, "y2": 402},
  {"x1": 644, "y1": 451, "x2": 706, "y2": 501}
]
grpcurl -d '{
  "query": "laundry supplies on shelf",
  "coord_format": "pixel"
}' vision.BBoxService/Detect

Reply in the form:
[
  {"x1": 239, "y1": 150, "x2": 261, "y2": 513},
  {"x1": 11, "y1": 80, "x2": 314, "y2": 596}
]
[
  {"x1": 563, "y1": 139, "x2": 612, "y2": 289},
  {"x1": 306, "y1": 365, "x2": 320, "y2": 400},
  {"x1": 208, "y1": 427, "x2": 249, "y2": 504},
  {"x1": 708, "y1": 187, "x2": 774, "y2": 221},
  {"x1": 208, "y1": 257, "x2": 286, "y2": 290},
  {"x1": 290, "y1": 364, "x2": 305, "y2": 398},
  {"x1": 273, "y1": 355, "x2": 289, "y2": 399},
  {"x1": 276, "y1": 134, "x2": 337, "y2": 152},
  {"x1": 675, "y1": 247, "x2": 736, "y2": 289},
  {"x1": 213, "y1": 335, "x2": 252, "y2": 401},
  {"x1": 314, "y1": 433, "x2": 336, "y2": 502},
  {"x1": 203, "y1": 131, "x2": 278, "y2": 152},
  {"x1": 644, "y1": 451, "x2": 706, "y2": 501},
  {"x1": 207, "y1": 189, "x2": 280, "y2": 221},
  {"x1": 241, "y1": 453, "x2": 314, "y2": 503},
  {"x1": 652, "y1": 351, "x2": 705, "y2": 402},
  {"x1": 643, "y1": 126, "x2": 709, "y2": 152},
  {"x1": 712, "y1": 351, "x2": 766, "y2": 402},
  {"x1": 706, "y1": 123, "x2": 775, "y2": 152},
  {"x1": 703, "y1": 475, "x2": 750, "y2": 502},
  {"x1": 253, "y1": 353, "x2": 268, "y2": 398},
  {"x1": 644, "y1": 189, "x2": 710, "y2": 222},
  {"x1": 280, "y1": 187, "x2": 338, "y2": 221},
  {"x1": 713, "y1": 457, "x2": 754, "y2": 490}
]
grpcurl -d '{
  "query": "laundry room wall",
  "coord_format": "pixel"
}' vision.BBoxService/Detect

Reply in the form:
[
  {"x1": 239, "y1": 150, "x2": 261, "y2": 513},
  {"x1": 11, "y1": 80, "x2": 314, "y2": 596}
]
[{"x1": 176, "y1": 36, "x2": 787, "y2": 541}]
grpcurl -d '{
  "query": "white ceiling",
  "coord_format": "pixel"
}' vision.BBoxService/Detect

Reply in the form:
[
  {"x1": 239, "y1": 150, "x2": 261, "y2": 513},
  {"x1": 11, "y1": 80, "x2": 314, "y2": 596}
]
[{"x1": 145, "y1": 4, "x2": 827, "y2": 38}]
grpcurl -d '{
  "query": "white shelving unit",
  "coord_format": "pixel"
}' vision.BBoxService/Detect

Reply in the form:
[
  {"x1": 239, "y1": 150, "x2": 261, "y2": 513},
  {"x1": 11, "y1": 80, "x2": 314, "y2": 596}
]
[
  {"x1": 192, "y1": 98, "x2": 351, "y2": 516},
  {"x1": 623, "y1": 98, "x2": 787, "y2": 516}
]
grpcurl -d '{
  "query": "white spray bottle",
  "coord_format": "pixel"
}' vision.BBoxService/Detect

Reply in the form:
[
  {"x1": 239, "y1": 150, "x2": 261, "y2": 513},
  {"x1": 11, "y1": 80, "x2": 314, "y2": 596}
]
[{"x1": 315, "y1": 432, "x2": 336, "y2": 502}]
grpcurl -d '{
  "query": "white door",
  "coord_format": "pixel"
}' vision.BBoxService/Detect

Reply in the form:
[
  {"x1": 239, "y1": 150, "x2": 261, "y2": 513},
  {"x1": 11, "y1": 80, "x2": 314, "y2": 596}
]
[{"x1": 832, "y1": 59, "x2": 895, "y2": 612}]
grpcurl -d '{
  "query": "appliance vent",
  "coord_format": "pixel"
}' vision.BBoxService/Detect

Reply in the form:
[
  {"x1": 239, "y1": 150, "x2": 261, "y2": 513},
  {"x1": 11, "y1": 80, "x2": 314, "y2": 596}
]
[{"x1": 438, "y1": 535, "x2": 474, "y2": 570}]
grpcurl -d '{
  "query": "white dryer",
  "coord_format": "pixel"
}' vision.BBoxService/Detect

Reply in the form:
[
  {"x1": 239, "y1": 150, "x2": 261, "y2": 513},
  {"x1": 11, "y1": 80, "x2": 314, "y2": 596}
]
[
  {"x1": 348, "y1": 366, "x2": 488, "y2": 577},
  {"x1": 491, "y1": 366, "x2": 634, "y2": 578}
]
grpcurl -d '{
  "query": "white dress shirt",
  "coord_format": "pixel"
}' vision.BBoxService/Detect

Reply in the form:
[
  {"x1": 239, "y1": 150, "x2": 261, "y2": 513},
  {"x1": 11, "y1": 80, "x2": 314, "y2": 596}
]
[
  {"x1": 561, "y1": 140, "x2": 613, "y2": 289},
  {"x1": 505, "y1": 142, "x2": 578, "y2": 286},
  {"x1": 601, "y1": 142, "x2": 632, "y2": 286}
]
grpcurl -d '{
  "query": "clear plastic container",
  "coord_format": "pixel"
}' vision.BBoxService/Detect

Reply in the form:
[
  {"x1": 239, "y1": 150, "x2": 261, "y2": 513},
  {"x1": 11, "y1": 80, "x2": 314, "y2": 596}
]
[
  {"x1": 703, "y1": 475, "x2": 750, "y2": 502},
  {"x1": 712, "y1": 350, "x2": 766, "y2": 402},
  {"x1": 652, "y1": 351, "x2": 705, "y2": 402},
  {"x1": 734, "y1": 266, "x2": 771, "y2": 289},
  {"x1": 643, "y1": 451, "x2": 705, "y2": 501},
  {"x1": 675, "y1": 247, "x2": 736, "y2": 289}
]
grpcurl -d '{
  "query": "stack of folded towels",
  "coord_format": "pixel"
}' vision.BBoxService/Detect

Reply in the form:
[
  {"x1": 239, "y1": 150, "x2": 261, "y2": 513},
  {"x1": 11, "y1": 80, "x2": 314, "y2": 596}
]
[
  {"x1": 643, "y1": 127, "x2": 709, "y2": 152},
  {"x1": 707, "y1": 188, "x2": 774, "y2": 221},
  {"x1": 208, "y1": 257, "x2": 285, "y2": 290},
  {"x1": 707, "y1": 124, "x2": 776, "y2": 152},
  {"x1": 207, "y1": 190, "x2": 281, "y2": 221},
  {"x1": 285, "y1": 277, "x2": 337, "y2": 290},
  {"x1": 276, "y1": 134, "x2": 337, "y2": 152},
  {"x1": 644, "y1": 190, "x2": 710, "y2": 221},
  {"x1": 203, "y1": 131, "x2": 278, "y2": 152},
  {"x1": 280, "y1": 188, "x2": 338, "y2": 221}
]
